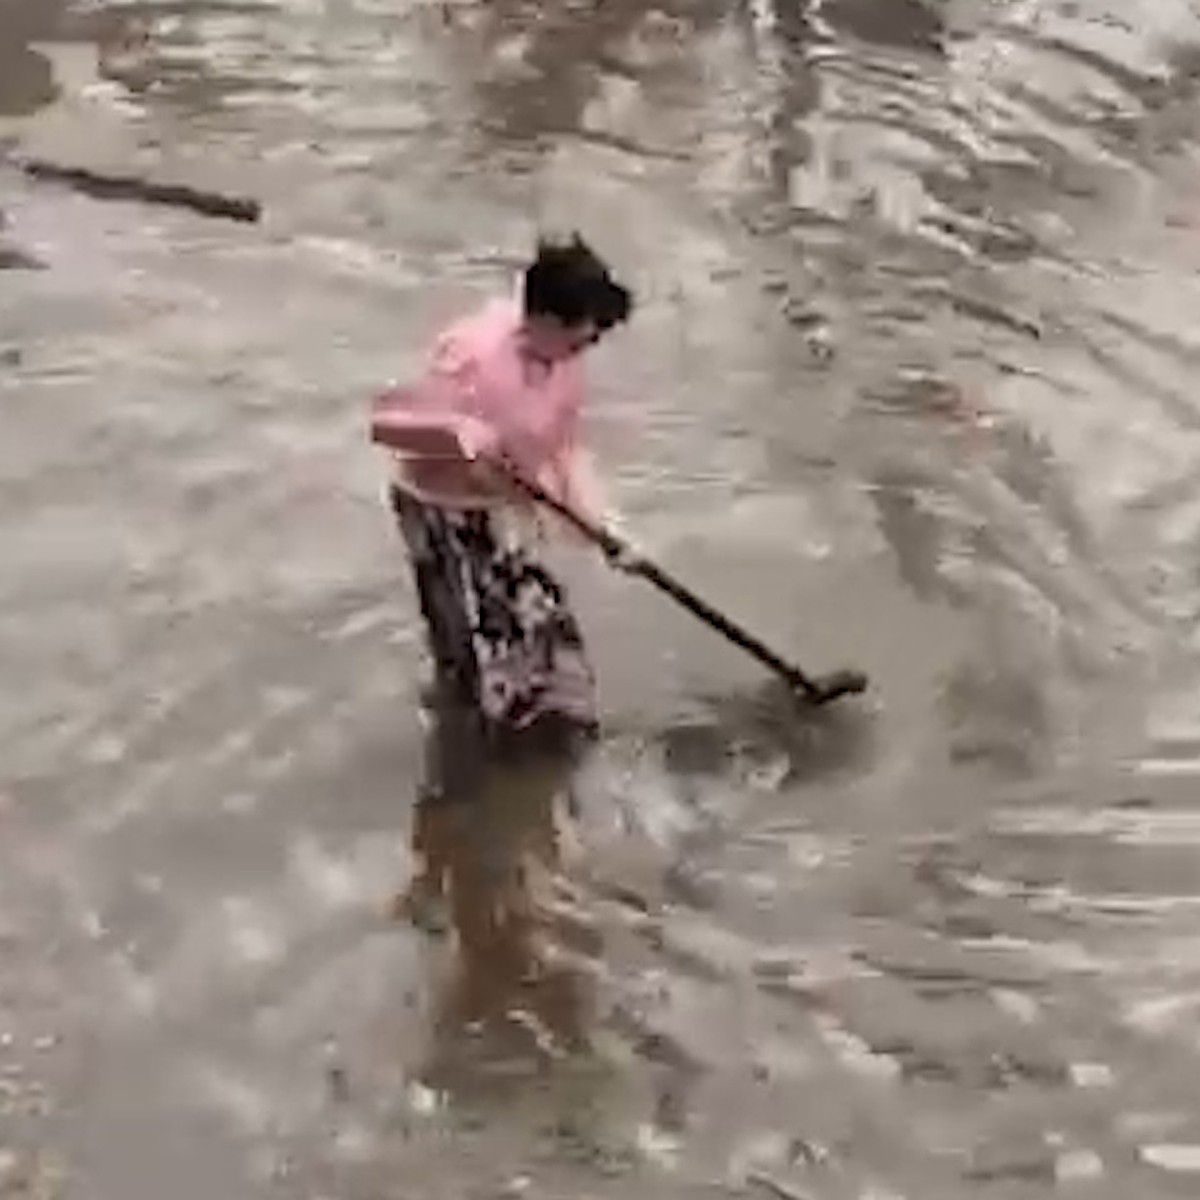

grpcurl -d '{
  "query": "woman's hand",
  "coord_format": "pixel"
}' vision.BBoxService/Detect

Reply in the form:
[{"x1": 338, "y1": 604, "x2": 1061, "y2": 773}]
[{"x1": 455, "y1": 416, "x2": 500, "y2": 463}]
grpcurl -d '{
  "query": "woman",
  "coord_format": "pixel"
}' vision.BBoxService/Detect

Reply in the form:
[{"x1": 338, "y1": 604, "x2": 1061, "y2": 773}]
[{"x1": 372, "y1": 233, "x2": 639, "y2": 752}]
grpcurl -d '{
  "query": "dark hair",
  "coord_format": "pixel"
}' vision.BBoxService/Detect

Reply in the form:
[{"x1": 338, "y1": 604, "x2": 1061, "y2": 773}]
[{"x1": 523, "y1": 233, "x2": 632, "y2": 332}]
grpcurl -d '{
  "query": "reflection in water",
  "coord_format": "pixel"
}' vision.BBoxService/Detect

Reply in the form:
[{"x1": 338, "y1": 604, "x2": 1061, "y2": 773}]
[
  {"x1": 400, "y1": 700, "x2": 597, "y2": 1095},
  {"x1": 396, "y1": 676, "x2": 874, "y2": 1107}
]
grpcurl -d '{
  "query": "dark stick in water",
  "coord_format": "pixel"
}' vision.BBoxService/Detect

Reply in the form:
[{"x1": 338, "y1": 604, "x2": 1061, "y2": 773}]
[{"x1": 17, "y1": 157, "x2": 261, "y2": 223}]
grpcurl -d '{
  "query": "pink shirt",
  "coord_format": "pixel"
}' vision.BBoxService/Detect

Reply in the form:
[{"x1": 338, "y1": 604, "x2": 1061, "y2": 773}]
[{"x1": 375, "y1": 295, "x2": 604, "y2": 520}]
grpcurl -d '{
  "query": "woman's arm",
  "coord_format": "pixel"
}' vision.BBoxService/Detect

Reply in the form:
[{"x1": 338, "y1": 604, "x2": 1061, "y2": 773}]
[{"x1": 537, "y1": 443, "x2": 634, "y2": 545}]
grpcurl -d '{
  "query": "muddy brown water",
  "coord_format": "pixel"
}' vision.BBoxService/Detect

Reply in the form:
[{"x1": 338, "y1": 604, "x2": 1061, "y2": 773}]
[{"x1": 4, "y1": 0, "x2": 1200, "y2": 1197}]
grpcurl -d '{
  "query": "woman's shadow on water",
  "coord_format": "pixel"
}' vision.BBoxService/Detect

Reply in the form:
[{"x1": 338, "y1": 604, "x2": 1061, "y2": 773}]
[{"x1": 392, "y1": 677, "x2": 874, "y2": 1093}]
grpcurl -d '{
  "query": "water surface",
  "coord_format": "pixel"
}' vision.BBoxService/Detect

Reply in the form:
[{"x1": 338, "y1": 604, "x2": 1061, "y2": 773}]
[{"x1": 4, "y1": 1, "x2": 1200, "y2": 1197}]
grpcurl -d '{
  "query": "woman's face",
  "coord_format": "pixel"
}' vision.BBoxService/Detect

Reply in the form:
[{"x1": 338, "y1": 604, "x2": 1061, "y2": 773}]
[{"x1": 523, "y1": 313, "x2": 599, "y2": 362}]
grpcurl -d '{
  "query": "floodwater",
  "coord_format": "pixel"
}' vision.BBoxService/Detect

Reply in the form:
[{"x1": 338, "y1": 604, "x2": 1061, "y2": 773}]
[{"x1": 4, "y1": 0, "x2": 1200, "y2": 1196}]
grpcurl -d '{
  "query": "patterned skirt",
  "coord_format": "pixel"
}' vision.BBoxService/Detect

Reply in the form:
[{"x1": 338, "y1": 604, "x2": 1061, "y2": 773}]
[{"x1": 390, "y1": 485, "x2": 599, "y2": 742}]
